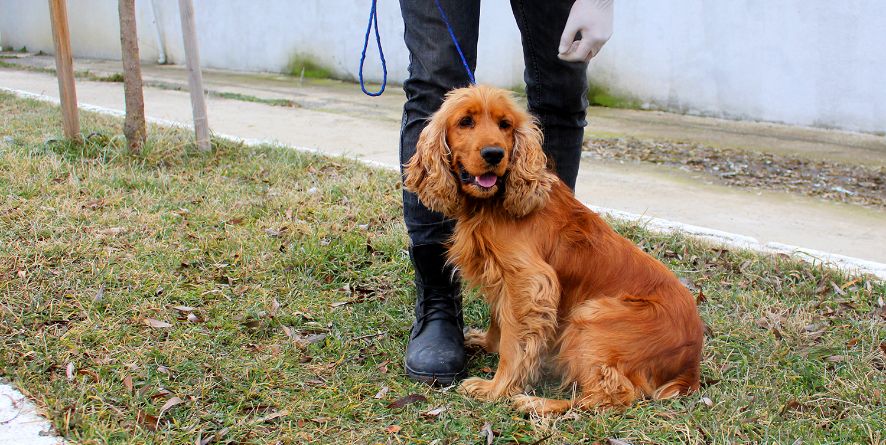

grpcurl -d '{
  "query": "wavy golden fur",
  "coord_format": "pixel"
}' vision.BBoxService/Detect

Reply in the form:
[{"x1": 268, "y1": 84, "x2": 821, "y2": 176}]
[{"x1": 404, "y1": 85, "x2": 704, "y2": 414}]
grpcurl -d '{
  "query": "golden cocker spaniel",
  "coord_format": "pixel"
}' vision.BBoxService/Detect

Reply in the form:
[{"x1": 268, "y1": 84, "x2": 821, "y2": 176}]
[{"x1": 404, "y1": 85, "x2": 704, "y2": 414}]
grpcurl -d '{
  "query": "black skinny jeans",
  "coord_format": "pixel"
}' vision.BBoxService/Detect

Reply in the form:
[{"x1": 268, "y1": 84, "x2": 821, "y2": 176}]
[{"x1": 400, "y1": 0, "x2": 589, "y2": 247}]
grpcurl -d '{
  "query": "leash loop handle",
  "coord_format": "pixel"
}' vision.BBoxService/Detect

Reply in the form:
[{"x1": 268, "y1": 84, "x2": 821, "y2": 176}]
[
  {"x1": 360, "y1": 0, "x2": 476, "y2": 97},
  {"x1": 359, "y1": 0, "x2": 387, "y2": 96}
]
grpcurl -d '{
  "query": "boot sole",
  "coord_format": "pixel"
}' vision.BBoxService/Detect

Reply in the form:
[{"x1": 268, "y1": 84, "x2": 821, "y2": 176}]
[{"x1": 404, "y1": 361, "x2": 466, "y2": 386}]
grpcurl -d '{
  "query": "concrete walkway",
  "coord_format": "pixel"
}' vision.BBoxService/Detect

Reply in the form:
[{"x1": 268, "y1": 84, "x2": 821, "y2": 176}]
[
  {"x1": 0, "y1": 56, "x2": 884, "y2": 267},
  {"x1": 0, "y1": 382, "x2": 64, "y2": 445}
]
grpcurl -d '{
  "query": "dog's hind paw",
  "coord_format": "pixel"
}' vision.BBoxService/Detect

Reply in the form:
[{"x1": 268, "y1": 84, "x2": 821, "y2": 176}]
[
  {"x1": 464, "y1": 328, "x2": 491, "y2": 351},
  {"x1": 511, "y1": 394, "x2": 572, "y2": 415}
]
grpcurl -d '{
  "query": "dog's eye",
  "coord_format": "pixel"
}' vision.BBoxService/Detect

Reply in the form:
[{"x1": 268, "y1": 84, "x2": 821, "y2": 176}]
[
  {"x1": 499, "y1": 120, "x2": 512, "y2": 130},
  {"x1": 458, "y1": 116, "x2": 474, "y2": 128}
]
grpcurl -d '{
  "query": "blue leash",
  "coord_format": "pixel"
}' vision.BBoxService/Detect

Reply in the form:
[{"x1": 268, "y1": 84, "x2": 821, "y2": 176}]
[
  {"x1": 359, "y1": 0, "x2": 476, "y2": 97},
  {"x1": 359, "y1": 0, "x2": 387, "y2": 96},
  {"x1": 432, "y1": 0, "x2": 476, "y2": 85}
]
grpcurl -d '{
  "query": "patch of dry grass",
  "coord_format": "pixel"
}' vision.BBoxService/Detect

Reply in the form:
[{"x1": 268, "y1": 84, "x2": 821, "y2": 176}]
[{"x1": 1, "y1": 92, "x2": 883, "y2": 444}]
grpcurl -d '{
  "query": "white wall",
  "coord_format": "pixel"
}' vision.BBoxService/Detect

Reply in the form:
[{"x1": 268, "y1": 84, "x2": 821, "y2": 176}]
[
  {"x1": 589, "y1": 0, "x2": 886, "y2": 133},
  {"x1": 1, "y1": 0, "x2": 884, "y2": 133}
]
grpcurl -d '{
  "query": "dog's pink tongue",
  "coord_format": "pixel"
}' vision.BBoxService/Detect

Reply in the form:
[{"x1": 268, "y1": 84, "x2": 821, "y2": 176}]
[{"x1": 475, "y1": 173, "x2": 498, "y2": 188}]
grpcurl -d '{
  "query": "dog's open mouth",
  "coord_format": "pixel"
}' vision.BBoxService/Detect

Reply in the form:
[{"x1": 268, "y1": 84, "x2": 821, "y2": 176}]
[{"x1": 459, "y1": 165, "x2": 499, "y2": 191}]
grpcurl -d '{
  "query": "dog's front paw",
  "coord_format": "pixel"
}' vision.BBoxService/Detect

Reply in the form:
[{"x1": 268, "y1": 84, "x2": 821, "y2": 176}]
[{"x1": 458, "y1": 377, "x2": 496, "y2": 401}]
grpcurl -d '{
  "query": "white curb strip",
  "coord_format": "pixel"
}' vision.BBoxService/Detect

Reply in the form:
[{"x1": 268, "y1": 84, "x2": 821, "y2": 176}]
[
  {"x1": 4, "y1": 86, "x2": 885, "y2": 282},
  {"x1": 0, "y1": 381, "x2": 64, "y2": 445}
]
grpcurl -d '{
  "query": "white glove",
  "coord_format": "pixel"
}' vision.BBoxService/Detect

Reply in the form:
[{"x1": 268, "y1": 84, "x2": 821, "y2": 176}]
[{"x1": 558, "y1": 0, "x2": 614, "y2": 63}]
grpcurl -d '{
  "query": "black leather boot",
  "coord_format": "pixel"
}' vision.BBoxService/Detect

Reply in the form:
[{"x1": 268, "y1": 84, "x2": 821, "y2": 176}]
[{"x1": 404, "y1": 244, "x2": 466, "y2": 385}]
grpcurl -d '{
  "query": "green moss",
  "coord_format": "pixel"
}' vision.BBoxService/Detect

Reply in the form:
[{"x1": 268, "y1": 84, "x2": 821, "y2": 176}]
[
  {"x1": 96, "y1": 72, "x2": 124, "y2": 82},
  {"x1": 587, "y1": 82, "x2": 643, "y2": 109},
  {"x1": 211, "y1": 91, "x2": 299, "y2": 108},
  {"x1": 286, "y1": 54, "x2": 334, "y2": 80}
]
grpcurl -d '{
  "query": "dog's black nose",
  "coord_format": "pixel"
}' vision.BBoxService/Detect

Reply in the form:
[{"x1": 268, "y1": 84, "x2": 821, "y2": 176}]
[{"x1": 480, "y1": 146, "x2": 505, "y2": 165}]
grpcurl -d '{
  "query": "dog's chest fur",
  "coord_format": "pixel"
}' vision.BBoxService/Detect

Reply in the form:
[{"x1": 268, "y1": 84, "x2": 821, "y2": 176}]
[{"x1": 448, "y1": 210, "x2": 530, "y2": 304}]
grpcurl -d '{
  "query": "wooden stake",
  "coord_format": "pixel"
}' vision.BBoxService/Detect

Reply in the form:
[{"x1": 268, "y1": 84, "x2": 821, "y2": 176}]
[
  {"x1": 48, "y1": 0, "x2": 80, "y2": 142},
  {"x1": 177, "y1": 0, "x2": 210, "y2": 151},
  {"x1": 118, "y1": 0, "x2": 146, "y2": 152}
]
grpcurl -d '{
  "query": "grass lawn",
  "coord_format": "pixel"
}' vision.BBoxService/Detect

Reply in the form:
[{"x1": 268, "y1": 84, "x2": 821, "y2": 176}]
[{"x1": 1, "y1": 92, "x2": 884, "y2": 444}]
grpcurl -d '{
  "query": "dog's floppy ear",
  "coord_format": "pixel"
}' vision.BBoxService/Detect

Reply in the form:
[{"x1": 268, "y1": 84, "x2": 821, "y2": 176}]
[
  {"x1": 403, "y1": 113, "x2": 461, "y2": 216},
  {"x1": 503, "y1": 119, "x2": 557, "y2": 217}
]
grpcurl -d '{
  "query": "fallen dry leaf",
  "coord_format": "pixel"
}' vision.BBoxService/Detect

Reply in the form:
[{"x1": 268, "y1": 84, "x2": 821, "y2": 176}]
[
  {"x1": 158, "y1": 396, "x2": 184, "y2": 420},
  {"x1": 252, "y1": 410, "x2": 289, "y2": 424},
  {"x1": 482, "y1": 422, "x2": 494, "y2": 445},
  {"x1": 781, "y1": 399, "x2": 803, "y2": 414},
  {"x1": 66, "y1": 362, "x2": 75, "y2": 381},
  {"x1": 187, "y1": 313, "x2": 204, "y2": 323},
  {"x1": 78, "y1": 369, "x2": 99, "y2": 383},
  {"x1": 292, "y1": 310, "x2": 313, "y2": 320},
  {"x1": 146, "y1": 388, "x2": 171, "y2": 399},
  {"x1": 291, "y1": 333, "x2": 327, "y2": 348},
  {"x1": 269, "y1": 299, "x2": 281, "y2": 318},
  {"x1": 172, "y1": 305, "x2": 196, "y2": 313},
  {"x1": 840, "y1": 278, "x2": 861, "y2": 290},
  {"x1": 122, "y1": 375, "x2": 134, "y2": 393},
  {"x1": 701, "y1": 396, "x2": 713, "y2": 407},
  {"x1": 143, "y1": 318, "x2": 173, "y2": 329},
  {"x1": 830, "y1": 282, "x2": 846, "y2": 296},
  {"x1": 422, "y1": 406, "x2": 447, "y2": 419},
  {"x1": 374, "y1": 386, "x2": 390, "y2": 399},
  {"x1": 265, "y1": 226, "x2": 288, "y2": 237},
  {"x1": 387, "y1": 394, "x2": 427, "y2": 409},
  {"x1": 385, "y1": 425, "x2": 401, "y2": 434},
  {"x1": 136, "y1": 410, "x2": 159, "y2": 431},
  {"x1": 197, "y1": 427, "x2": 230, "y2": 445}
]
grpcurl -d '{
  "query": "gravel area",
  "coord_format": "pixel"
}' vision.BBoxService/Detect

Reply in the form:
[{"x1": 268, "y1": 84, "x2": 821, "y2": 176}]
[{"x1": 584, "y1": 137, "x2": 885, "y2": 209}]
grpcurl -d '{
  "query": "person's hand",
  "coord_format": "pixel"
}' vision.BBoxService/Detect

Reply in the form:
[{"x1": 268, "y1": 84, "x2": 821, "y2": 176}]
[{"x1": 558, "y1": 0, "x2": 614, "y2": 63}]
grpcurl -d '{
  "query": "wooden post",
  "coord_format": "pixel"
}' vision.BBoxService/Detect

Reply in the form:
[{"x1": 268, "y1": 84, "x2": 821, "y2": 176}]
[
  {"x1": 48, "y1": 0, "x2": 80, "y2": 142},
  {"x1": 118, "y1": 0, "x2": 146, "y2": 152},
  {"x1": 177, "y1": 0, "x2": 210, "y2": 151}
]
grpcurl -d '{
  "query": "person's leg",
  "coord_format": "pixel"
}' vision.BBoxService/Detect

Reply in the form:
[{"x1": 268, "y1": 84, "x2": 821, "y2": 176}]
[
  {"x1": 509, "y1": 0, "x2": 589, "y2": 190},
  {"x1": 399, "y1": 0, "x2": 480, "y2": 385}
]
